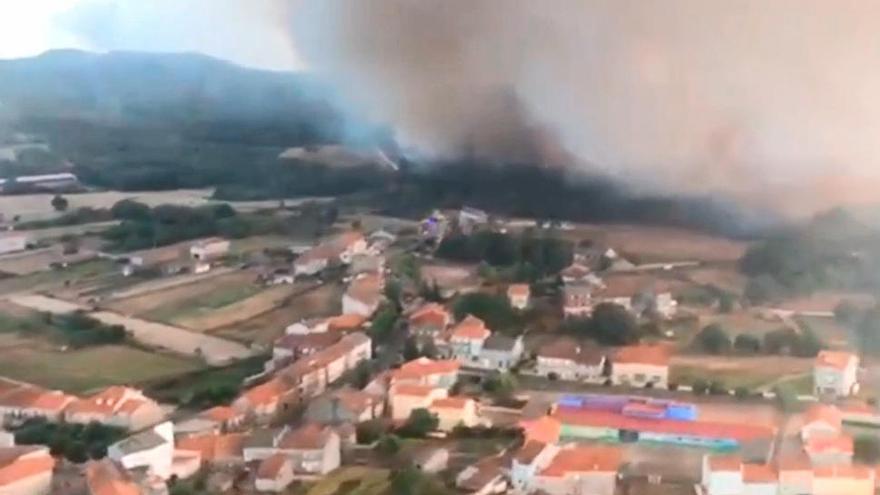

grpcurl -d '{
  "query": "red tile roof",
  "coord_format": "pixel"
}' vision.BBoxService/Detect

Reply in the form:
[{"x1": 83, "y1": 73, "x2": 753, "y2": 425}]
[
  {"x1": 553, "y1": 407, "x2": 775, "y2": 442},
  {"x1": 538, "y1": 338, "x2": 604, "y2": 366},
  {"x1": 430, "y1": 397, "x2": 472, "y2": 410},
  {"x1": 742, "y1": 464, "x2": 777, "y2": 483},
  {"x1": 539, "y1": 446, "x2": 622, "y2": 477},
  {"x1": 518, "y1": 415, "x2": 561, "y2": 444},
  {"x1": 176, "y1": 433, "x2": 245, "y2": 461},
  {"x1": 0, "y1": 386, "x2": 75, "y2": 412},
  {"x1": 451, "y1": 315, "x2": 490, "y2": 341},
  {"x1": 239, "y1": 378, "x2": 289, "y2": 407},
  {"x1": 345, "y1": 273, "x2": 383, "y2": 305},
  {"x1": 257, "y1": 454, "x2": 290, "y2": 480},
  {"x1": 278, "y1": 424, "x2": 331, "y2": 450},
  {"x1": 393, "y1": 357, "x2": 460, "y2": 381},
  {"x1": 409, "y1": 303, "x2": 451, "y2": 329},
  {"x1": 816, "y1": 350, "x2": 857, "y2": 371},
  {"x1": 326, "y1": 314, "x2": 367, "y2": 331},
  {"x1": 708, "y1": 455, "x2": 742, "y2": 472},
  {"x1": 614, "y1": 344, "x2": 670, "y2": 366},
  {"x1": 804, "y1": 404, "x2": 843, "y2": 429},
  {"x1": 201, "y1": 406, "x2": 241, "y2": 423},
  {"x1": 507, "y1": 284, "x2": 530, "y2": 297},
  {"x1": 804, "y1": 434, "x2": 853, "y2": 455},
  {"x1": 392, "y1": 384, "x2": 440, "y2": 398},
  {"x1": 813, "y1": 464, "x2": 873, "y2": 480},
  {"x1": 0, "y1": 448, "x2": 54, "y2": 488},
  {"x1": 65, "y1": 386, "x2": 147, "y2": 418}
]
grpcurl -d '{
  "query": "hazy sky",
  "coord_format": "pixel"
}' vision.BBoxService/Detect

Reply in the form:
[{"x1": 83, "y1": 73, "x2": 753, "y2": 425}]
[{"x1": 0, "y1": 0, "x2": 302, "y2": 70}]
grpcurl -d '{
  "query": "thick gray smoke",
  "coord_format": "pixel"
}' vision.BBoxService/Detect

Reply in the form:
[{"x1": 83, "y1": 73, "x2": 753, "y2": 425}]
[{"x1": 291, "y1": 0, "x2": 880, "y2": 216}]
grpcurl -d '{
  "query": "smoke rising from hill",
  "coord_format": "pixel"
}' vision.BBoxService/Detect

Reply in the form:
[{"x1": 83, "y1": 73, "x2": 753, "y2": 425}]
[{"x1": 290, "y1": 0, "x2": 880, "y2": 215}]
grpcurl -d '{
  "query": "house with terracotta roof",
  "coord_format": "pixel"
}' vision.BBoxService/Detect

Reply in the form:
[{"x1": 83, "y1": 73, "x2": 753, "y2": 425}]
[
  {"x1": 242, "y1": 424, "x2": 340, "y2": 476},
  {"x1": 342, "y1": 273, "x2": 384, "y2": 316},
  {"x1": 175, "y1": 406, "x2": 245, "y2": 437},
  {"x1": 285, "y1": 314, "x2": 367, "y2": 335},
  {"x1": 189, "y1": 237, "x2": 229, "y2": 262},
  {"x1": 334, "y1": 231, "x2": 368, "y2": 264},
  {"x1": 510, "y1": 440, "x2": 559, "y2": 493},
  {"x1": 804, "y1": 434, "x2": 853, "y2": 467},
  {"x1": 0, "y1": 446, "x2": 54, "y2": 495},
  {"x1": 65, "y1": 386, "x2": 164, "y2": 430},
  {"x1": 269, "y1": 332, "x2": 343, "y2": 371},
  {"x1": 175, "y1": 433, "x2": 245, "y2": 466},
  {"x1": 108, "y1": 421, "x2": 174, "y2": 481},
  {"x1": 518, "y1": 415, "x2": 562, "y2": 444},
  {"x1": 801, "y1": 404, "x2": 843, "y2": 442},
  {"x1": 391, "y1": 357, "x2": 460, "y2": 389},
  {"x1": 408, "y1": 303, "x2": 452, "y2": 339},
  {"x1": 85, "y1": 458, "x2": 141, "y2": 495},
  {"x1": 535, "y1": 337, "x2": 605, "y2": 382},
  {"x1": 232, "y1": 377, "x2": 297, "y2": 423},
  {"x1": 703, "y1": 453, "x2": 874, "y2": 495},
  {"x1": 390, "y1": 385, "x2": 447, "y2": 421},
  {"x1": 562, "y1": 283, "x2": 593, "y2": 318},
  {"x1": 447, "y1": 315, "x2": 491, "y2": 363},
  {"x1": 255, "y1": 454, "x2": 294, "y2": 493},
  {"x1": 593, "y1": 274, "x2": 679, "y2": 318},
  {"x1": 814, "y1": 350, "x2": 859, "y2": 397},
  {"x1": 305, "y1": 388, "x2": 384, "y2": 425},
  {"x1": 0, "y1": 385, "x2": 76, "y2": 422},
  {"x1": 428, "y1": 396, "x2": 479, "y2": 430},
  {"x1": 349, "y1": 253, "x2": 385, "y2": 276},
  {"x1": 531, "y1": 445, "x2": 622, "y2": 495},
  {"x1": 507, "y1": 284, "x2": 530, "y2": 310},
  {"x1": 611, "y1": 345, "x2": 670, "y2": 389},
  {"x1": 279, "y1": 332, "x2": 372, "y2": 398},
  {"x1": 293, "y1": 245, "x2": 333, "y2": 277}
]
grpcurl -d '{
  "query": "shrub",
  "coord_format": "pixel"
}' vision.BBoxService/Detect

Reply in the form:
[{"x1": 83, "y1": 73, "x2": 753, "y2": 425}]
[
  {"x1": 708, "y1": 381, "x2": 728, "y2": 396},
  {"x1": 692, "y1": 379, "x2": 709, "y2": 395},
  {"x1": 733, "y1": 334, "x2": 762, "y2": 354},
  {"x1": 694, "y1": 324, "x2": 731, "y2": 354},
  {"x1": 734, "y1": 387, "x2": 751, "y2": 399}
]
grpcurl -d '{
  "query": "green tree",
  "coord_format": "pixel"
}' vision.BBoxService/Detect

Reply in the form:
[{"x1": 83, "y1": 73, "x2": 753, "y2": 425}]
[
  {"x1": 399, "y1": 408, "x2": 439, "y2": 438},
  {"x1": 744, "y1": 274, "x2": 785, "y2": 304},
  {"x1": 369, "y1": 305, "x2": 399, "y2": 344},
  {"x1": 375, "y1": 434, "x2": 401, "y2": 456},
  {"x1": 51, "y1": 194, "x2": 69, "y2": 212},
  {"x1": 733, "y1": 334, "x2": 761, "y2": 354},
  {"x1": 453, "y1": 293, "x2": 517, "y2": 332},
  {"x1": 692, "y1": 379, "x2": 709, "y2": 395},
  {"x1": 483, "y1": 372, "x2": 517, "y2": 401},
  {"x1": 356, "y1": 419, "x2": 385, "y2": 445},
  {"x1": 403, "y1": 336, "x2": 421, "y2": 361},
  {"x1": 578, "y1": 303, "x2": 641, "y2": 345},
  {"x1": 110, "y1": 199, "x2": 152, "y2": 221},
  {"x1": 694, "y1": 324, "x2": 731, "y2": 354}
]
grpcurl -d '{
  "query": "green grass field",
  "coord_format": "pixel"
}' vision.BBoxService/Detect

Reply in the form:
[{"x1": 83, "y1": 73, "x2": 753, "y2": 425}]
[
  {"x1": 305, "y1": 467, "x2": 391, "y2": 495},
  {"x1": 142, "y1": 284, "x2": 263, "y2": 323},
  {"x1": 0, "y1": 343, "x2": 203, "y2": 393}
]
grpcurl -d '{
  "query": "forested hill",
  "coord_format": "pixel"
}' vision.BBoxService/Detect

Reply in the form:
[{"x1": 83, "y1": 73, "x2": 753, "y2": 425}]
[{"x1": 0, "y1": 49, "x2": 346, "y2": 146}]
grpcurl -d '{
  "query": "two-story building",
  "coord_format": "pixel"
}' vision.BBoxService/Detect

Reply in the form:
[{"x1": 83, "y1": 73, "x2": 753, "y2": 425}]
[
  {"x1": 64, "y1": 386, "x2": 165, "y2": 430},
  {"x1": 507, "y1": 284, "x2": 530, "y2": 310},
  {"x1": 390, "y1": 384, "x2": 447, "y2": 421},
  {"x1": 342, "y1": 273, "x2": 384, "y2": 316},
  {"x1": 243, "y1": 424, "x2": 341, "y2": 475},
  {"x1": 447, "y1": 315, "x2": 491, "y2": 363},
  {"x1": 479, "y1": 335, "x2": 524, "y2": 370},
  {"x1": 611, "y1": 345, "x2": 670, "y2": 389},
  {"x1": 814, "y1": 350, "x2": 859, "y2": 397},
  {"x1": 107, "y1": 421, "x2": 175, "y2": 480},
  {"x1": 535, "y1": 338, "x2": 606, "y2": 382},
  {"x1": 408, "y1": 303, "x2": 452, "y2": 340}
]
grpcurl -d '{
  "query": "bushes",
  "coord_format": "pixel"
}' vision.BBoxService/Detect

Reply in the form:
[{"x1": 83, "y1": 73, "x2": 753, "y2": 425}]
[
  {"x1": 562, "y1": 303, "x2": 641, "y2": 346},
  {"x1": 453, "y1": 293, "x2": 517, "y2": 333},
  {"x1": 13, "y1": 419, "x2": 125, "y2": 464},
  {"x1": 733, "y1": 334, "x2": 761, "y2": 354},
  {"x1": 44, "y1": 311, "x2": 127, "y2": 348},
  {"x1": 694, "y1": 324, "x2": 731, "y2": 354},
  {"x1": 357, "y1": 419, "x2": 386, "y2": 445},
  {"x1": 854, "y1": 435, "x2": 880, "y2": 464},
  {"x1": 436, "y1": 231, "x2": 573, "y2": 279},
  {"x1": 397, "y1": 409, "x2": 439, "y2": 438}
]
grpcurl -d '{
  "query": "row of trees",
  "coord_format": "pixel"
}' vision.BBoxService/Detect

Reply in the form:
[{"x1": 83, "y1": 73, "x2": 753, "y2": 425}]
[
  {"x1": 14, "y1": 419, "x2": 125, "y2": 463},
  {"x1": 43, "y1": 311, "x2": 127, "y2": 348},
  {"x1": 693, "y1": 323, "x2": 823, "y2": 358},
  {"x1": 436, "y1": 231, "x2": 573, "y2": 280}
]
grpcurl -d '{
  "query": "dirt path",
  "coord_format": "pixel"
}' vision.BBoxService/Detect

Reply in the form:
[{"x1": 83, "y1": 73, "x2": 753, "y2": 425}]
[{"x1": 6, "y1": 293, "x2": 253, "y2": 365}]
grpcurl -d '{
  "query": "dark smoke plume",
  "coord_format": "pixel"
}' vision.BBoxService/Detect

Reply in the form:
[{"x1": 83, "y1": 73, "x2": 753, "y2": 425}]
[{"x1": 291, "y1": 0, "x2": 880, "y2": 216}]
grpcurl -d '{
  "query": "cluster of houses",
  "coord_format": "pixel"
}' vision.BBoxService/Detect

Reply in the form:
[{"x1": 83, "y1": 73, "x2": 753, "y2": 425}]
[
  {"x1": 119, "y1": 237, "x2": 231, "y2": 277},
  {"x1": 0, "y1": 378, "x2": 164, "y2": 431},
  {"x1": 292, "y1": 230, "x2": 392, "y2": 280},
  {"x1": 701, "y1": 402, "x2": 876, "y2": 495}
]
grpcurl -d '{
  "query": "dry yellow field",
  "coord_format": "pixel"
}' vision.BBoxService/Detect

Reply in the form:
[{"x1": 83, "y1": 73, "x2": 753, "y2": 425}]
[
  {"x1": 569, "y1": 224, "x2": 750, "y2": 263},
  {"x1": 172, "y1": 284, "x2": 298, "y2": 332}
]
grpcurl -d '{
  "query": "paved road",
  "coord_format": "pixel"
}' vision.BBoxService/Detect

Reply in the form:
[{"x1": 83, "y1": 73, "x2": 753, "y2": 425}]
[{"x1": 7, "y1": 293, "x2": 254, "y2": 365}]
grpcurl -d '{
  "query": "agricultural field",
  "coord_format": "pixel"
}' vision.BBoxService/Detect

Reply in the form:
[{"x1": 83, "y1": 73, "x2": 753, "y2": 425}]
[
  {"x1": 569, "y1": 223, "x2": 750, "y2": 263},
  {"x1": 0, "y1": 189, "x2": 329, "y2": 222},
  {"x1": 0, "y1": 259, "x2": 117, "y2": 295},
  {"x1": 680, "y1": 267, "x2": 748, "y2": 295},
  {"x1": 213, "y1": 282, "x2": 343, "y2": 345},
  {"x1": 0, "y1": 247, "x2": 97, "y2": 275},
  {"x1": 670, "y1": 354, "x2": 812, "y2": 392},
  {"x1": 304, "y1": 466, "x2": 391, "y2": 495},
  {"x1": 140, "y1": 283, "x2": 264, "y2": 325},
  {"x1": 104, "y1": 271, "x2": 255, "y2": 315},
  {"x1": 172, "y1": 283, "x2": 299, "y2": 332},
  {"x1": 0, "y1": 318, "x2": 202, "y2": 393}
]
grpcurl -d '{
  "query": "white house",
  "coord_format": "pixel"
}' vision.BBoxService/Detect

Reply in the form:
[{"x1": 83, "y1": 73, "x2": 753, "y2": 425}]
[
  {"x1": 611, "y1": 345, "x2": 669, "y2": 389},
  {"x1": 342, "y1": 273, "x2": 383, "y2": 316},
  {"x1": 428, "y1": 397, "x2": 479, "y2": 430},
  {"x1": 447, "y1": 315, "x2": 491, "y2": 363},
  {"x1": 108, "y1": 421, "x2": 175, "y2": 480},
  {"x1": 562, "y1": 283, "x2": 593, "y2": 318},
  {"x1": 507, "y1": 284, "x2": 530, "y2": 310},
  {"x1": 801, "y1": 404, "x2": 843, "y2": 442},
  {"x1": 293, "y1": 246, "x2": 331, "y2": 277},
  {"x1": 189, "y1": 237, "x2": 230, "y2": 261},
  {"x1": 255, "y1": 454, "x2": 295, "y2": 492},
  {"x1": 814, "y1": 350, "x2": 859, "y2": 397},
  {"x1": 510, "y1": 441, "x2": 559, "y2": 493},
  {"x1": 243, "y1": 424, "x2": 341, "y2": 475},
  {"x1": 531, "y1": 445, "x2": 622, "y2": 495},
  {"x1": 702, "y1": 455, "x2": 746, "y2": 495},
  {"x1": 390, "y1": 385, "x2": 447, "y2": 421},
  {"x1": 64, "y1": 386, "x2": 165, "y2": 430},
  {"x1": 535, "y1": 338, "x2": 606, "y2": 382}
]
